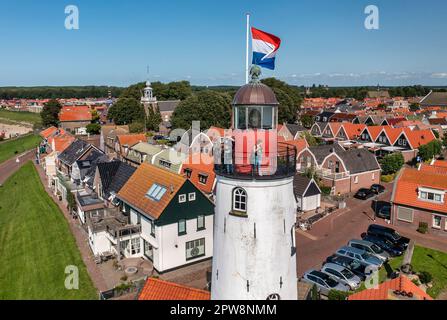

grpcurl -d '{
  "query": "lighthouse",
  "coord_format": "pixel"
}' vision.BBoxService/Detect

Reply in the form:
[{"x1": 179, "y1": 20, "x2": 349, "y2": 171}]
[{"x1": 211, "y1": 66, "x2": 298, "y2": 300}]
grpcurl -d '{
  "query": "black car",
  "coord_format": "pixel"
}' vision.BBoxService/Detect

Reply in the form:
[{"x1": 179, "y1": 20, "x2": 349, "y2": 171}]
[
  {"x1": 325, "y1": 254, "x2": 371, "y2": 281},
  {"x1": 370, "y1": 184, "x2": 385, "y2": 194},
  {"x1": 354, "y1": 188, "x2": 375, "y2": 200},
  {"x1": 362, "y1": 234, "x2": 404, "y2": 257},
  {"x1": 376, "y1": 204, "x2": 391, "y2": 219},
  {"x1": 367, "y1": 224, "x2": 410, "y2": 249}
]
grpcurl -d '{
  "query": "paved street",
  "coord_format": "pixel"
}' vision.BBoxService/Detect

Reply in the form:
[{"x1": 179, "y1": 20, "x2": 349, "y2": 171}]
[
  {"x1": 0, "y1": 150, "x2": 35, "y2": 185},
  {"x1": 296, "y1": 186, "x2": 447, "y2": 277}
]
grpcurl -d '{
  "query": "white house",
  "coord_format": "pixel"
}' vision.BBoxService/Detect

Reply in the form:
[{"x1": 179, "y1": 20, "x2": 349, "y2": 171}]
[
  {"x1": 117, "y1": 163, "x2": 215, "y2": 273},
  {"x1": 293, "y1": 175, "x2": 322, "y2": 212}
]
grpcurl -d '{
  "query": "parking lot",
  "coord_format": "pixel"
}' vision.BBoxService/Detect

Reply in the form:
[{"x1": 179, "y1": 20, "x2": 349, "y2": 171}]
[{"x1": 296, "y1": 183, "x2": 447, "y2": 284}]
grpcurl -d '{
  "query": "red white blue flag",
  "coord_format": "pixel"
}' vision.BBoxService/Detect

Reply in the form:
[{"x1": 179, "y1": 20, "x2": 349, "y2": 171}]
[{"x1": 251, "y1": 27, "x2": 281, "y2": 70}]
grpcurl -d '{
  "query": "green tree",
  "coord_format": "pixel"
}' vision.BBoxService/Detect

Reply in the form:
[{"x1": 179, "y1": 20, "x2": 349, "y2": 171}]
[
  {"x1": 128, "y1": 122, "x2": 145, "y2": 133},
  {"x1": 301, "y1": 131, "x2": 321, "y2": 147},
  {"x1": 86, "y1": 123, "x2": 101, "y2": 135},
  {"x1": 409, "y1": 103, "x2": 420, "y2": 112},
  {"x1": 300, "y1": 114, "x2": 315, "y2": 129},
  {"x1": 380, "y1": 153, "x2": 405, "y2": 175},
  {"x1": 418, "y1": 140, "x2": 442, "y2": 162},
  {"x1": 91, "y1": 109, "x2": 100, "y2": 123},
  {"x1": 41, "y1": 99, "x2": 62, "y2": 127},
  {"x1": 146, "y1": 106, "x2": 162, "y2": 131},
  {"x1": 108, "y1": 98, "x2": 145, "y2": 125},
  {"x1": 171, "y1": 90, "x2": 232, "y2": 130}
]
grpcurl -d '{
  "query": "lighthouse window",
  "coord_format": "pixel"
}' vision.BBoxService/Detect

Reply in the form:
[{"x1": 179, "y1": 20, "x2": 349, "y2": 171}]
[{"x1": 232, "y1": 188, "x2": 247, "y2": 213}]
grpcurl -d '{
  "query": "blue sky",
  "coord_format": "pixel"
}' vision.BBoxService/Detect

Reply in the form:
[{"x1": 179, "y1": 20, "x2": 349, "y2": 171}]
[{"x1": 1, "y1": 0, "x2": 447, "y2": 87}]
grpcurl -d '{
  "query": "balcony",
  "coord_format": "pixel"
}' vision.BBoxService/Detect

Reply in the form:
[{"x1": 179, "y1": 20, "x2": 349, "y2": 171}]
[
  {"x1": 317, "y1": 168, "x2": 350, "y2": 180},
  {"x1": 214, "y1": 142, "x2": 297, "y2": 180}
]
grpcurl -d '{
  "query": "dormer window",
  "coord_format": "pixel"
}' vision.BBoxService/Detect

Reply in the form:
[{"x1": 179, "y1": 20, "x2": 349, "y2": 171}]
[
  {"x1": 419, "y1": 188, "x2": 444, "y2": 203},
  {"x1": 198, "y1": 174, "x2": 208, "y2": 185},
  {"x1": 184, "y1": 168, "x2": 192, "y2": 179}
]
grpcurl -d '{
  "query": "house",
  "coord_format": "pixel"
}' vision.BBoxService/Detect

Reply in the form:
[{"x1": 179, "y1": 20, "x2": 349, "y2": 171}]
[
  {"x1": 59, "y1": 106, "x2": 92, "y2": 135},
  {"x1": 125, "y1": 142, "x2": 164, "y2": 167},
  {"x1": 57, "y1": 139, "x2": 103, "y2": 178},
  {"x1": 158, "y1": 100, "x2": 181, "y2": 124},
  {"x1": 348, "y1": 275, "x2": 432, "y2": 300},
  {"x1": 297, "y1": 143, "x2": 381, "y2": 195},
  {"x1": 138, "y1": 278, "x2": 210, "y2": 300},
  {"x1": 277, "y1": 123, "x2": 307, "y2": 141},
  {"x1": 153, "y1": 148, "x2": 188, "y2": 174},
  {"x1": 310, "y1": 122, "x2": 327, "y2": 137},
  {"x1": 335, "y1": 123, "x2": 367, "y2": 141},
  {"x1": 420, "y1": 91, "x2": 447, "y2": 108},
  {"x1": 315, "y1": 111, "x2": 335, "y2": 123},
  {"x1": 100, "y1": 125, "x2": 129, "y2": 156},
  {"x1": 293, "y1": 175, "x2": 321, "y2": 212},
  {"x1": 93, "y1": 160, "x2": 137, "y2": 205},
  {"x1": 117, "y1": 163, "x2": 215, "y2": 273},
  {"x1": 329, "y1": 113, "x2": 357, "y2": 123},
  {"x1": 321, "y1": 122, "x2": 343, "y2": 141},
  {"x1": 367, "y1": 90, "x2": 390, "y2": 99},
  {"x1": 176, "y1": 129, "x2": 213, "y2": 156},
  {"x1": 71, "y1": 150, "x2": 107, "y2": 186},
  {"x1": 391, "y1": 165, "x2": 447, "y2": 235},
  {"x1": 115, "y1": 134, "x2": 147, "y2": 160},
  {"x1": 181, "y1": 154, "x2": 216, "y2": 197}
]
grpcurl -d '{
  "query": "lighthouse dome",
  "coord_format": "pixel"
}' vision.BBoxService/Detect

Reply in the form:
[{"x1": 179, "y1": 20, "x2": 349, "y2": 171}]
[{"x1": 232, "y1": 82, "x2": 278, "y2": 106}]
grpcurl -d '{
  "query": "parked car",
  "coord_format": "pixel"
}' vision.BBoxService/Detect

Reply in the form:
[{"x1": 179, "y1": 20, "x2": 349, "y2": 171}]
[
  {"x1": 335, "y1": 246, "x2": 383, "y2": 268},
  {"x1": 362, "y1": 234, "x2": 404, "y2": 257},
  {"x1": 367, "y1": 224, "x2": 410, "y2": 249},
  {"x1": 370, "y1": 184, "x2": 385, "y2": 194},
  {"x1": 301, "y1": 270, "x2": 350, "y2": 296},
  {"x1": 348, "y1": 239, "x2": 390, "y2": 262},
  {"x1": 321, "y1": 263, "x2": 362, "y2": 290},
  {"x1": 376, "y1": 205, "x2": 391, "y2": 219},
  {"x1": 325, "y1": 254, "x2": 371, "y2": 281},
  {"x1": 354, "y1": 188, "x2": 375, "y2": 200}
]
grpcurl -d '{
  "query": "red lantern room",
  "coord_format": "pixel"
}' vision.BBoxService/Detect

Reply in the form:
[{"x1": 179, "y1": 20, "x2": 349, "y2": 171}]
[{"x1": 214, "y1": 66, "x2": 296, "y2": 178}]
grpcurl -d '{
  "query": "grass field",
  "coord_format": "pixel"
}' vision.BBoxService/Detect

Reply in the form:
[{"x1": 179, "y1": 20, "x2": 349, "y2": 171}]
[
  {"x1": 379, "y1": 245, "x2": 447, "y2": 298},
  {"x1": 0, "y1": 162, "x2": 97, "y2": 299},
  {"x1": 0, "y1": 134, "x2": 41, "y2": 164},
  {"x1": 0, "y1": 109, "x2": 42, "y2": 126}
]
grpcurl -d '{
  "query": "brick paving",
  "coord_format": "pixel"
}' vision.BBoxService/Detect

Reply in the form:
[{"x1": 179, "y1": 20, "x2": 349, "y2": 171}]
[
  {"x1": 32, "y1": 162, "x2": 108, "y2": 293},
  {"x1": 296, "y1": 187, "x2": 447, "y2": 277}
]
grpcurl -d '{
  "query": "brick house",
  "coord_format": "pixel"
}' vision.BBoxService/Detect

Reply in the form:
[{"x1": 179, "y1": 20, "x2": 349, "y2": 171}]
[
  {"x1": 59, "y1": 106, "x2": 92, "y2": 135},
  {"x1": 297, "y1": 143, "x2": 381, "y2": 195},
  {"x1": 391, "y1": 164, "x2": 447, "y2": 235}
]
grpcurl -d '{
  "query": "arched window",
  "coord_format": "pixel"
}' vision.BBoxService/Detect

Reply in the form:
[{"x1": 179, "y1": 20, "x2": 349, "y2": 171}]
[{"x1": 232, "y1": 188, "x2": 247, "y2": 213}]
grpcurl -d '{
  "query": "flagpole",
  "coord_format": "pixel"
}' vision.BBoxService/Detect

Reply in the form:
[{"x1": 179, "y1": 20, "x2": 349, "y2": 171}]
[{"x1": 245, "y1": 13, "x2": 250, "y2": 84}]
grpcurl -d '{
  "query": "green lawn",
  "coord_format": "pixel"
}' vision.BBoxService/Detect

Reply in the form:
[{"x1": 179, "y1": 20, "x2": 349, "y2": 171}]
[
  {"x1": 0, "y1": 162, "x2": 97, "y2": 299},
  {"x1": 0, "y1": 134, "x2": 41, "y2": 164},
  {"x1": 379, "y1": 245, "x2": 447, "y2": 298},
  {"x1": 0, "y1": 109, "x2": 42, "y2": 126}
]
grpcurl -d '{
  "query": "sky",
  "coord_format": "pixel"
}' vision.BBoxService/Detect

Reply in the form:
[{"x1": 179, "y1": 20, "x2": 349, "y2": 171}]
[{"x1": 1, "y1": 0, "x2": 447, "y2": 87}]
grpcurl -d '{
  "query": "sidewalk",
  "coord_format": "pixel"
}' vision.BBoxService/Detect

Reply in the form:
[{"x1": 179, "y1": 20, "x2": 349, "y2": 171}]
[{"x1": 33, "y1": 162, "x2": 108, "y2": 293}]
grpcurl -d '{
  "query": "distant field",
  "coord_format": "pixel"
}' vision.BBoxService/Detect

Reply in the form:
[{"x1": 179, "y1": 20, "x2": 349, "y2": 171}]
[
  {"x1": 0, "y1": 109, "x2": 42, "y2": 126},
  {"x1": 0, "y1": 134, "x2": 41, "y2": 164},
  {"x1": 0, "y1": 162, "x2": 97, "y2": 299}
]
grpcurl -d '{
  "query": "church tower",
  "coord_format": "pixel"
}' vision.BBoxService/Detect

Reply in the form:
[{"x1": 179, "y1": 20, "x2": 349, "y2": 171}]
[
  {"x1": 211, "y1": 66, "x2": 298, "y2": 300},
  {"x1": 141, "y1": 80, "x2": 157, "y2": 116}
]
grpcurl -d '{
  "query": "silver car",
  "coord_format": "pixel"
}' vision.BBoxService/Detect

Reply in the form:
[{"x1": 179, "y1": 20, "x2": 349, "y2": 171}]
[
  {"x1": 321, "y1": 263, "x2": 361, "y2": 290},
  {"x1": 335, "y1": 246, "x2": 383, "y2": 268},
  {"x1": 301, "y1": 270, "x2": 350, "y2": 296},
  {"x1": 348, "y1": 239, "x2": 390, "y2": 263}
]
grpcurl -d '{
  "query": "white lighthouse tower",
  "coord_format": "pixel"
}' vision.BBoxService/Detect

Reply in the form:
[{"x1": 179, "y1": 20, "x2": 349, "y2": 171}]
[{"x1": 211, "y1": 67, "x2": 298, "y2": 300}]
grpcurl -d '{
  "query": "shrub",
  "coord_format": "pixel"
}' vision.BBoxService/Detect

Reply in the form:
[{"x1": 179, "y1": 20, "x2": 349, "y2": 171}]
[
  {"x1": 128, "y1": 121, "x2": 145, "y2": 133},
  {"x1": 86, "y1": 123, "x2": 101, "y2": 135},
  {"x1": 120, "y1": 275, "x2": 128, "y2": 282},
  {"x1": 320, "y1": 186, "x2": 331, "y2": 196},
  {"x1": 417, "y1": 222, "x2": 428, "y2": 234},
  {"x1": 412, "y1": 279, "x2": 421, "y2": 286},
  {"x1": 418, "y1": 271, "x2": 433, "y2": 284},
  {"x1": 380, "y1": 153, "x2": 404, "y2": 175},
  {"x1": 328, "y1": 290, "x2": 350, "y2": 301},
  {"x1": 311, "y1": 284, "x2": 319, "y2": 300},
  {"x1": 381, "y1": 174, "x2": 395, "y2": 183}
]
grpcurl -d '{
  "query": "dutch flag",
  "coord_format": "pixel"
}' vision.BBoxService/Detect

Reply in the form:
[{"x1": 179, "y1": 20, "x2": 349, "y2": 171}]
[{"x1": 251, "y1": 27, "x2": 281, "y2": 70}]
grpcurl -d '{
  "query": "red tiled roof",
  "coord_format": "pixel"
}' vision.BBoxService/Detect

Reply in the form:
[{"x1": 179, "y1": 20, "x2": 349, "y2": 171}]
[
  {"x1": 393, "y1": 167, "x2": 447, "y2": 214},
  {"x1": 40, "y1": 126, "x2": 59, "y2": 139},
  {"x1": 348, "y1": 276, "x2": 432, "y2": 300},
  {"x1": 138, "y1": 278, "x2": 210, "y2": 300},
  {"x1": 116, "y1": 134, "x2": 147, "y2": 147},
  {"x1": 182, "y1": 154, "x2": 216, "y2": 194},
  {"x1": 59, "y1": 106, "x2": 92, "y2": 122},
  {"x1": 49, "y1": 133, "x2": 75, "y2": 152},
  {"x1": 341, "y1": 123, "x2": 367, "y2": 140},
  {"x1": 118, "y1": 163, "x2": 185, "y2": 219},
  {"x1": 283, "y1": 138, "x2": 309, "y2": 154},
  {"x1": 419, "y1": 163, "x2": 447, "y2": 175},
  {"x1": 404, "y1": 129, "x2": 435, "y2": 149},
  {"x1": 432, "y1": 160, "x2": 447, "y2": 168}
]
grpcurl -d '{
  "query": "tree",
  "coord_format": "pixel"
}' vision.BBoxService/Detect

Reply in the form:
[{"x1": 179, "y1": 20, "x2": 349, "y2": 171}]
[
  {"x1": 380, "y1": 153, "x2": 404, "y2": 175},
  {"x1": 128, "y1": 122, "x2": 145, "y2": 133},
  {"x1": 91, "y1": 109, "x2": 100, "y2": 123},
  {"x1": 146, "y1": 106, "x2": 162, "y2": 131},
  {"x1": 41, "y1": 99, "x2": 62, "y2": 127},
  {"x1": 418, "y1": 140, "x2": 442, "y2": 162},
  {"x1": 409, "y1": 103, "x2": 420, "y2": 112},
  {"x1": 301, "y1": 131, "x2": 321, "y2": 147},
  {"x1": 300, "y1": 114, "x2": 315, "y2": 129},
  {"x1": 171, "y1": 90, "x2": 232, "y2": 130},
  {"x1": 107, "y1": 98, "x2": 145, "y2": 125},
  {"x1": 86, "y1": 123, "x2": 101, "y2": 135}
]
